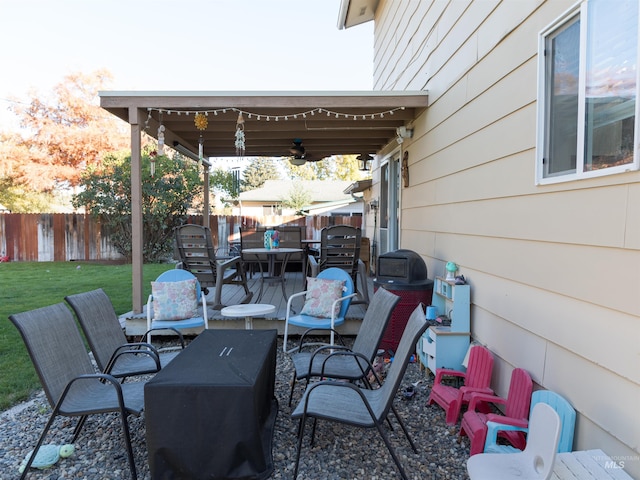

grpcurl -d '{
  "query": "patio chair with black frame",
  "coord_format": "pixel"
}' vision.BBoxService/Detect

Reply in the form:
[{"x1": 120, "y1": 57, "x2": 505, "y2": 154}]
[
  {"x1": 9, "y1": 303, "x2": 145, "y2": 480},
  {"x1": 291, "y1": 303, "x2": 428, "y2": 480},
  {"x1": 287, "y1": 286, "x2": 400, "y2": 406},
  {"x1": 65, "y1": 288, "x2": 181, "y2": 380}
]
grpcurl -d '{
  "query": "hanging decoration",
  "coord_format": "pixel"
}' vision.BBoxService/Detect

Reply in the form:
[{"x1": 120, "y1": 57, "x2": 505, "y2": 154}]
[
  {"x1": 402, "y1": 150, "x2": 410, "y2": 187},
  {"x1": 194, "y1": 113, "x2": 208, "y2": 166},
  {"x1": 149, "y1": 150, "x2": 157, "y2": 178},
  {"x1": 157, "y1": 124, "x2": 165, "y2": 156},
  {"x1": 235, "y1": 111, "x2": 245, "y2": 156},
  {"x1": 194, "y1": 112, "x2": 208, "y2": 130},
  {"x1": 198, "y1": 136, "x2": 204, "y2": 165}
]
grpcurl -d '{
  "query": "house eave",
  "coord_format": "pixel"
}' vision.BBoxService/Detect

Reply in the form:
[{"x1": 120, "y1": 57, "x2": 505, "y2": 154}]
[{"x1": 337, "y1": 0, "x2": 379, "y2": 29}]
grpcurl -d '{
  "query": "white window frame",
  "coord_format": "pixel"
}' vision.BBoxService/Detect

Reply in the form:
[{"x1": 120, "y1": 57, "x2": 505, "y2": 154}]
[
  {"x1": 536, "y1": 1, "x2": 640, "y2": 185},
  {"x1": 262, "y1": 204, "x2": 281, "y2": 216}
]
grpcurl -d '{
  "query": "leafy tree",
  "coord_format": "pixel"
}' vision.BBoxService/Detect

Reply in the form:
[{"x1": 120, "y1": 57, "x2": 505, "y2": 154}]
[
  {"x1": 283, "y1": 155, "x2": 365, "y2": 181},
  {"x1": 0, "y1": 177, "x2": 53, "y2": 213},
  {"x1": 333, "y1": 155, "x2": 367, "y2": 180},
  {"x1": 72, "y1": 150, "x2": 203, "y2": 262},
  {"x1": 241, "y1": 157, "x2": 281, "y2": 191},
  {"x1": 284, "y1": 159, "x2": 333, "y2": 180},
  {"x1": 281, "y1": 183, "x2": 312, "y2": 214},
  {"x1": 2, "y1": 69, "x2": 129, "y2": 193},
  {"x1": 209, "y1": 168, "x2": 234, "y2": 196},
  {"x1": 209, "y1": 167, "x2": 237, "y2": 207}
]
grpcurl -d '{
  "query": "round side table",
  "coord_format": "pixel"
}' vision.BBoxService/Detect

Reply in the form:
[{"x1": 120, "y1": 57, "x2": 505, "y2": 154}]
[{"x1": 221, "y1": 303, "x2": 276, "y2": 330}]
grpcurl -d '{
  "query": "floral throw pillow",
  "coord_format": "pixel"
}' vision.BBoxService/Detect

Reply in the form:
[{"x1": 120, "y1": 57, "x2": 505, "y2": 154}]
[
  {"x1": 152, "y1": 278, "x2": 199, "y2": 321},
  {"x1": 300, "y1": 277, "x2": 346, "y2": 318}
]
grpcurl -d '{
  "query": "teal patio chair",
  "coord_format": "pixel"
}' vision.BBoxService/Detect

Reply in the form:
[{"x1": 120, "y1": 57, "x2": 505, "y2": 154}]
[
  {"x1": 483, "y1": 389, "x2": 576, "y2": 454},
  {"x1": 146, "y1": 269, "x2": 207, "y2": 344},
  {"x1": 283, "y1": 267, "x2": 356, "y2": 353}
]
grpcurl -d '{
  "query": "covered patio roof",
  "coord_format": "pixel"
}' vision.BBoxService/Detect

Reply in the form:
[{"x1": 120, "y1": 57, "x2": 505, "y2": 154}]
[
  {"x1": 100, "y1": 91, "x2": 428, "y2": 161},
  {"x1": 99, "y1": 90, "x2": 428, "y2": 313}
]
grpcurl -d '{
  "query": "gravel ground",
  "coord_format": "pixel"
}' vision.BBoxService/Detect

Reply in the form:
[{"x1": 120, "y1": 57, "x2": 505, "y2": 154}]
[{"x1": 0, "y1": 338, "x2": 472, "y2": 480}]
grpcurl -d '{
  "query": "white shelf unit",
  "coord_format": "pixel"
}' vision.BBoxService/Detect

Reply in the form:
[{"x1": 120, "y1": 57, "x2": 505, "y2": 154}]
[{"x1": 417, "y1": 277, "x2": 470, "y2": 373}]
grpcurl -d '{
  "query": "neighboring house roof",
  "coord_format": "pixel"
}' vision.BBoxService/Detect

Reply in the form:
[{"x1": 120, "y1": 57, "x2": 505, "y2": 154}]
[
  {"x1": 344, "y1": 179, "x2": 372, "y2": 194},
  {"x1": 239, "y1": 180, "x2": 356, "y2": 203},
  {"x1": 300, "y1": 198, "x2": 360, "y2": 215}
]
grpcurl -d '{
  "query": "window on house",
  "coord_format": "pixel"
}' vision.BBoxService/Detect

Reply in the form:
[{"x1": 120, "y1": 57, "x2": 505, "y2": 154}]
[
  {"x1": 262, "y1": 204, "x2": 281, "y2": 216},
  {"x1": 537, "y1": 0, "x2": 639, "y2": 183}
]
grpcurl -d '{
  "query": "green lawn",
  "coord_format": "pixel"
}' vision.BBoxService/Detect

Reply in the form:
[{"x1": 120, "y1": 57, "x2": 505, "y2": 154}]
[{"x1": 0, "y1": 261, "x2": 173, "y2": 411}]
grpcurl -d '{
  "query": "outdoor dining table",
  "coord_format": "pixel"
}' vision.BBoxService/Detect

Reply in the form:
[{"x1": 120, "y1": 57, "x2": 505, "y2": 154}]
[
  {"x1": 301, "y1": 238, "x2": 320, "y2": 255},
  {"x1": 241, "y1": 247, "x2": 303, "y2": 303},
  {"x1": 144, "y1": 329, "x2": 278, "y2": 480}
]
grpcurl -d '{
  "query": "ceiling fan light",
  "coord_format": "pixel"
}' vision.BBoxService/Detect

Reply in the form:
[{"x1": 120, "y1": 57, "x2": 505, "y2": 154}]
[{"x1": 289, "y1": 157, "x2": 306, "y2": 166}]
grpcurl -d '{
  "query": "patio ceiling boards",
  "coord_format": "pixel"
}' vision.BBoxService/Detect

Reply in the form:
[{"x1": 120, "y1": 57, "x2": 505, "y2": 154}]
[{"x1": 99, "y1": 91, "x2": 428, "y2": 161}]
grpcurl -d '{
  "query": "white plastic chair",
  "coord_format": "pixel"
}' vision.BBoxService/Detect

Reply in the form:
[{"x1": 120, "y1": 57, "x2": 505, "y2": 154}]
[{"x1": 466, "y1": 402, "x2": 561, "y2": 480}]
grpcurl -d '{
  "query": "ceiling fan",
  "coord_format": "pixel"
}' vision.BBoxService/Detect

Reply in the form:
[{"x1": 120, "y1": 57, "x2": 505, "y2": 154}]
[{"x1": 288, "y1": 138, "x2": 314, "y2": 165}]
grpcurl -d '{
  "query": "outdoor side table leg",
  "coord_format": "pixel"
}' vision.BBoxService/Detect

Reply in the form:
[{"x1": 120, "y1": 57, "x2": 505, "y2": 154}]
[{"x1": 254, "y1": 254, "x2": 265, "y2": 303}]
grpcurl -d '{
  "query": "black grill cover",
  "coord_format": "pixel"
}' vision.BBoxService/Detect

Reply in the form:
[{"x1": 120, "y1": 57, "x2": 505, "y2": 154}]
[{"x1": 375, "y1": 249, "x2": 429, "y2": 285}]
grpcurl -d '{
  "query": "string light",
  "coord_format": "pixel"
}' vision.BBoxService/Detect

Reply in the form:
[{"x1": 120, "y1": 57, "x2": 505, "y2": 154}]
[
  {"x1": 145, "y1": 105, "x2": 408, "y2": 159},
  {"x1": 148, "y1": 106, "x2": 405, "y2": 122}
]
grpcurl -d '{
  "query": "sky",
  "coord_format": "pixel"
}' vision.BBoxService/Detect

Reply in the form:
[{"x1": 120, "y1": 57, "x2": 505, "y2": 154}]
[{"x1": 0, "y1": 0, "x2": 374, "y2": 130}]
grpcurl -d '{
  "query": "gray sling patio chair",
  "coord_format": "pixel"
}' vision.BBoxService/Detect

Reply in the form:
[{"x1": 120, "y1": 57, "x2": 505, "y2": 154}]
[
  {"x1": 287, "y1": 287, "x2": 400, "y2": 406},
  {"x1": 9, "y1": 303, "x2": 145, "y2": 480},
  {"x1": 291, "y1": 303, "x2": 428, "y2": 480},
  {"x1": 65, "y1": 288, "x2": 180, "y2": 380}
]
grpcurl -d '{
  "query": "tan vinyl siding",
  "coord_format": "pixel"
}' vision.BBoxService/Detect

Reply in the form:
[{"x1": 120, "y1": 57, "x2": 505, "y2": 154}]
[{"x1": 372, "y1": 0, "x2": 640, "y2": 475}]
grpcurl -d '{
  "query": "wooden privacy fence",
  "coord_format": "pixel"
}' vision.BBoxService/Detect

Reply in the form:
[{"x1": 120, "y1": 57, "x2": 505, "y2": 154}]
[{"x1": 0, "y1": 213, "x2": 362, "y2": 262}]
